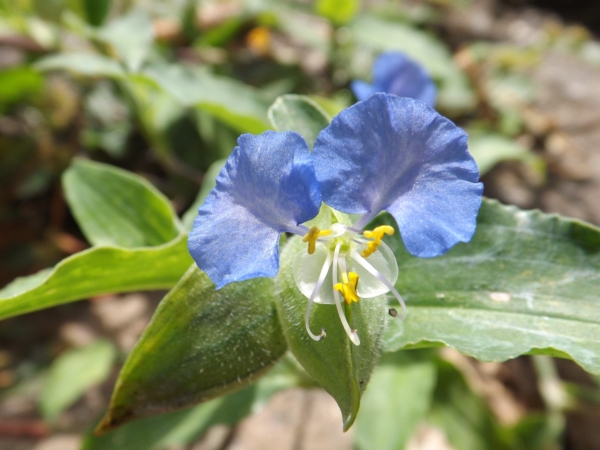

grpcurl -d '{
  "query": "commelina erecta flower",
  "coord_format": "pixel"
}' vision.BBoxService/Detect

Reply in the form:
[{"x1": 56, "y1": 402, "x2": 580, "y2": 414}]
[
  {"x1": 188, "y1": 93, "x2": 483, "y2": 345},
  {"x1": 351, "y1": 52, "x2": 437, "y2": 108}
]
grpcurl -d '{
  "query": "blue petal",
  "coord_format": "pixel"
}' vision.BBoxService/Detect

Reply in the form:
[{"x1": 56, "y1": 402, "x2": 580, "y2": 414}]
[
  {"x1": 350, "y1": 80, "x2": 375, "y2": 102},
  {"x1": 313, "y1": 93, "x2": 482, "y2": 257},
  {"x1": 355, "y1": 52, "x2": 437, "y2": 107},
  {"x1": 188, "y1": 131, "x2": 321, "y2": 288}
]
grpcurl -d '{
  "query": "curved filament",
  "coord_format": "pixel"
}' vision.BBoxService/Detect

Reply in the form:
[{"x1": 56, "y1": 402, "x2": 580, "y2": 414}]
[
  {"x1": 333, "y1": 244, "x2": 361, "y2": 346},
  {"x1": 304, "y1": 251, "x2": 333, "y2": 341},
  {"x1": 350, "y1": 250, "x2": 407, "y2": 320}
]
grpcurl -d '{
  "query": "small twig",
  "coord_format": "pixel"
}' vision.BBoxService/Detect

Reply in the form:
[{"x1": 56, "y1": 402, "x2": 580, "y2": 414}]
[
  {"x1": 532, "y1": 355, "x2": 569, "y2": 447},
  {"x1": 217, "y1": 426, "x2": 237, "y2": 450},
  {"x1": 292, "y1": 390, "x2": 314, "y2": 450},
  {"x1": 0, "y1": 35, "x2": 47, "y2": 53},
  {"x1": 0, "y1": 421, "x2": 50, "y2": 438}
]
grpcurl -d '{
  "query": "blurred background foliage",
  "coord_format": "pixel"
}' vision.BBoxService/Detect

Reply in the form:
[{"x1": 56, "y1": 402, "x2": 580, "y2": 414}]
[{"x1": 1, "y1": 0, "x2": 600, "y2": 449}]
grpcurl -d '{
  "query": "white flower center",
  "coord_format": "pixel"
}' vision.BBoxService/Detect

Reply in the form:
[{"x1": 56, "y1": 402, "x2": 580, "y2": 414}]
[{"x1": 293, "y1": 222, "x2": 406, "y2": 345}]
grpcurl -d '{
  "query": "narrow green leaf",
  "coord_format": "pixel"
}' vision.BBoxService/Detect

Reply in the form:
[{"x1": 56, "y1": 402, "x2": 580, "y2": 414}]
[
  {"x1": 35, "y1": 56, "x2": 269, "y2": 134},
  {"x1": 97, "y1": 10, "x2": 154, "y2": 72},
  {"x1": 63, "y1": 158, "x2": 181, "y2": 248},
  {"x1": 97, "y1": 265, "x2": 287, "y2": 433},
  {"x1": 468, "y1": 131, "x2": 542, "y2": 175},
  {"x1": 41, "y1": 340, "x2": 116, "y2": 419},
  {"x1": 381, "y1": 199, "x2": 600, "y2": 374},
  {"x1": 0, "y1": 268, "x2": 53, "y2": 300},
  {"x1": 82, "y1": 0, "x2": 111, "y2": 26},
  {"x1": 120, "y1": 74, "x2": 186, "y2": 160},
  {"x1": 354, "y1": 351, "x2": 437, "y2": 450},
  {"x1": 35, "y1": 53, "x2": 126, "y2": 78},
  {"x1": 84, "y1": 357, "x2": 305, "y2": 450},
  {"x1": 0, "y1": 66, "x2": 43, "y2": 111},
  {"x1": 275, "y1": 209, "x2": 385, "y2": 431},
  {"x1": 145, "y1": 65, "x2": 271, "y2": 134},
  {"x1": 309, "y1": 95, "x2": 345, "y2": 118},
  {"x1": 268, "y1": 94, "x2": 331, "y2": 149},
  {"x1": 83, "y1": 82, "x2": 132, "y2": 157},
  {"x1": 349, "y1": 16, "x2": 475, "y2": 114},
  {"x1": 0, "y1": 235, "x2": 191, "y2": 320},
  {"x1": 85, "y1": 387, "x2": 255, "y2": 450},
  {"x1": 315, "y1": 0, "x2": 360, "y2": 26},
  {"x1": 275, "y1": 7, "x2": 330, "y2": 51}
]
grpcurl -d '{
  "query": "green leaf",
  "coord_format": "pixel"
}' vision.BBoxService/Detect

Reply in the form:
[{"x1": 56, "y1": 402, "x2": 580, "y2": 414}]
[
  {"x1": 275, "y1": 208, "x2": 385, "y2": 431},
  {"x1": 381, "y1": 199, "x2": 600, "y2": 374},
  {"x1": 468, "y1": 132, "x2": 541, "y2": 175},
  {"x1": 35, "y1": 53, "x2": 126, "y2": 78},
  {"x1": 41, "y1": 340, "x2": 116, "y2": 419},
  {"x1": 349, "y1": 16, "x2": 475, "y2": 114},
  {"x1": 63, "y1": 158, "x2": 181, "y2": 248},
  {"x1": 315, "y1": 0, "x2": 360, "y2": 26},
  {"x1": 83, "y1": 82, "x2": 132, "y2": 157},
  {"x1": 82, "y1": 0, "x2": 111, "y2": 26},
  {"x1": 182, "y1": 159, "x2": 226, "y2": 231},
  {"x1": 268, "y1": 94, "x2": 331, "y2": 149},
  {"x1": 309, "y1": 95, "x2": 345, "y2": 118},
  {"x1": 274, "y1": 7, "x2": 329, "y2": 51},
  {"x1": 84, "y1": 357, "x2": 305, "y2": 450},
  {"x1": 97, "y1": 10, "x2": 154, "y2": 72},
  {"x1": 0, "y1": 66, "x2": 43, "y2": 112},
  {"x1": 35, "y1": 56, "x2": 270, "y2": 135},
  {"x1": 354, "y1": 351, "x2": 437, "y2": 450},
  {"x1": 145, "y1": 65, "x2": 271, "y2": 134},
  {"x1": 120, "y1": 74, "x2": 186, "y2": 161},
  {"x1": 0, "y1": 235, "x2": 191, "y2": 320},
  {"x1": 85, "y1": 387, "x2": 255, "y2": 450},
  {"x1": 197, "y1": 16, "x2": 245, "y2": 47},
  {"x1": 96, "y1": 265, "x2": 287, "y2": 433}
]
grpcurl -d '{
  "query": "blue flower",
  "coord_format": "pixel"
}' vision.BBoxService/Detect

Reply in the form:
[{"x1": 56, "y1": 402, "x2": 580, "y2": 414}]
[
  {"x1": 187, "y1": 132, "x2": 321, "y2": 289},
  {"x1": 188, "y1": 93, "x2": 482, "y2": 345},
  {"x1": 351, "y1": 52, "x2": 437, "y2": 107}
]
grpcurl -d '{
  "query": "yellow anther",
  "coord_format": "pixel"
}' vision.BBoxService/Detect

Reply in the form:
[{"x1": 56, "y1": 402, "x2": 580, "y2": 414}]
[
  {"x1": 302, "y1": 226, "x2": 332, "y2": 255},
  {"x1": 361, "y1": 225, "x2": 394, "y2": 257},
  {"x1": 334, "y1": 271, "x2": 360, "y2": 305}
]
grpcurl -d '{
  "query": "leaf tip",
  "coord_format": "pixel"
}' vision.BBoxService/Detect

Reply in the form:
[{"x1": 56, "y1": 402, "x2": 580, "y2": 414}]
[
  {"x1": 93, "y1": 406, "x2": 134, "y2": 436},
  {"x1": 341, "y1": 383, "x2": 361, "y2": 432},
  {"x1": 342, "y1": 407, "x2": 358, "y2": 432}
]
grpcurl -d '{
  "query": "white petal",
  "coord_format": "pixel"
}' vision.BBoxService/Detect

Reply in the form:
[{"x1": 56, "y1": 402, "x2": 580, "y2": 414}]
[
  {"x1": 349, "y1": 241, "x2": 398, "y2": 298},
  {"x1": 293, "y1": 243, "x2": 335, "y2": 304},
  {"x1": 351, "y1": 249, "x2": 406, "y2": 320}
]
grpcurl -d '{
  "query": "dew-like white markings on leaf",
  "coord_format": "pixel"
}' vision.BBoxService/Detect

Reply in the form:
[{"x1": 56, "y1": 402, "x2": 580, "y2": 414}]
[{"x1": 489, "y1": 292, "x2": 512, "y2": 302}]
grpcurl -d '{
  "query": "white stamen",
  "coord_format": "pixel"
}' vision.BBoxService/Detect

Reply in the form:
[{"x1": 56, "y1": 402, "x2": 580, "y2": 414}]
[
  {"x1": 350, "y1": 250, "x2": 407, "y2": 320},
  {"x1": 304, "y1": 251, "x2": 332, "y2": 341},
  {"x1": 337, "y1": 252, "x2": 348, "y2": 278},
  {"x1": 333, "y1": 244, "x2": 361, "y2": 346}
]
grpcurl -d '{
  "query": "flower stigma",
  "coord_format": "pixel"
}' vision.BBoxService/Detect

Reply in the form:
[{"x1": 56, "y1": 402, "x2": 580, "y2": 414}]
[{"x1": 294, "y1": 213, "x2": 406, "y2": 347}]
